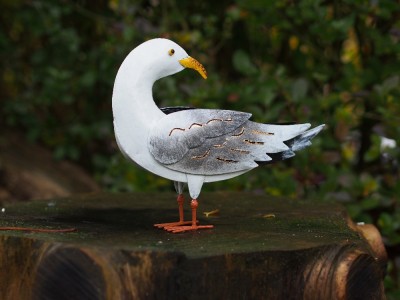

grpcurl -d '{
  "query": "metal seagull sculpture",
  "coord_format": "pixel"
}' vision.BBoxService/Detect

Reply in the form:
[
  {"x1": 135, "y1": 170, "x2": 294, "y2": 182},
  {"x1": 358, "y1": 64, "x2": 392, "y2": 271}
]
[{"x1": 112, "y1": 38, "x2": 325, "y2": 233}]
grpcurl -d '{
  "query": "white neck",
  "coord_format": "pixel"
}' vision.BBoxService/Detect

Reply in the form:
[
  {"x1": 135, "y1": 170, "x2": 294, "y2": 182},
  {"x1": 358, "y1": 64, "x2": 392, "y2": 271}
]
[
  {"x1": 112, "y1": 50, "x2": 165, "y2": 126},
  {"x1": 112, "y1": 50, "x2": 171, "y2": 173}
]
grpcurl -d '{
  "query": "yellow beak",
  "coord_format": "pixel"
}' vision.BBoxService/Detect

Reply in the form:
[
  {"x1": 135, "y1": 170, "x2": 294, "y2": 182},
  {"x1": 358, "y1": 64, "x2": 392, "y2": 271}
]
[{"x1": 179, "y1": 56, "x2": 207, "y2": 79}]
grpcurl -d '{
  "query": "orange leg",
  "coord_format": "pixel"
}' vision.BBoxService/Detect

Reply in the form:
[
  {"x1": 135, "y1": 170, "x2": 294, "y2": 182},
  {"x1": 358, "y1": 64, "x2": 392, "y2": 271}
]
[
  {"x1": 154, "y1": 194, "x2": 193, "y2": 229},
  {"x1": 164, "y1": 199, "x2": 214, "y2": 233}
]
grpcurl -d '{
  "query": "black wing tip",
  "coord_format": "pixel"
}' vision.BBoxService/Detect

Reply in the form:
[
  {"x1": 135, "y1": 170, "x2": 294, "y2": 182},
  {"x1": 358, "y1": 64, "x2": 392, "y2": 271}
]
[
  {"x1": 160, "y1": 106, "x2": 197, "y2": 115},
  {"x1": 256, "y1": 123, "x2": 325, "y2": 166}
]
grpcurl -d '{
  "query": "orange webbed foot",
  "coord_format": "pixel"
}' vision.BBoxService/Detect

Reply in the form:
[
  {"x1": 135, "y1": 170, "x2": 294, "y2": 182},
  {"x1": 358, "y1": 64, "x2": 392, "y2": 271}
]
[
  {"x1": 155, "y1": 198, "x2": 214, "y2": 233},
  {"x1": 154, "y1": 221, "x2": 195, "y2": 229},
  {"x1": 165, "y1": 224, "x2": 214, "y2": 233}
]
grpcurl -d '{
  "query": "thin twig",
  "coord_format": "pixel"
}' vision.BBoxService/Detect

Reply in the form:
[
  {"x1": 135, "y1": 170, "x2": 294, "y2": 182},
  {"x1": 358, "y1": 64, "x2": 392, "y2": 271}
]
[{"x1": 0, "y1": 227, "x2": 77, "y2": 233}]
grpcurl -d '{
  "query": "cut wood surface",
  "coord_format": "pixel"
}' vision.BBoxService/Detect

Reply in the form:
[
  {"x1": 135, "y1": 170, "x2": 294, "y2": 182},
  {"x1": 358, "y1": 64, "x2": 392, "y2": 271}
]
[{"x1": 0, "y1": 192, "x2": 387, "y2": 299}]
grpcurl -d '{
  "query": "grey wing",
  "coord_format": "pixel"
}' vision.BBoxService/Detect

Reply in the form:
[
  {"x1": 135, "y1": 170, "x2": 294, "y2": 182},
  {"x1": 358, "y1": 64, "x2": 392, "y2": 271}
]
[
  {"x1": 149, "y1": 109, "x2": 252, "y2": 166},
  {"x1": 164, "y1": 121, "x2": 313, "y2": 175},
  {"x1": 149, "y1": 109, "x2": 317, "y2": 175}
]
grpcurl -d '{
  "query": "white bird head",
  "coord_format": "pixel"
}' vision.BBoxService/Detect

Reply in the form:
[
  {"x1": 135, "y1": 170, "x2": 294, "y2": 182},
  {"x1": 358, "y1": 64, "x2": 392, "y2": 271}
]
[{"x1": 130, "y1": 38, "x2": 207, "y2": 81}]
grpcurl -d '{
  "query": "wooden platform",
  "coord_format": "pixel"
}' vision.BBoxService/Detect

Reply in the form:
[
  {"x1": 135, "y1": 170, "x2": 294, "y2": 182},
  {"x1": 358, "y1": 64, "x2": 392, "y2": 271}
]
[{"x1": 0, "y1": 192, "x2": 387, "y2": 299}]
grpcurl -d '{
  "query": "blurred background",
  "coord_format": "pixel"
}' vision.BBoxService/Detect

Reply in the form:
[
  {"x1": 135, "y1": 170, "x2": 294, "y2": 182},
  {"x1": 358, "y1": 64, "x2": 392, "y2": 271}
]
[{"x1": 0, "y1": 0, "x2": 399, "y2": 297}]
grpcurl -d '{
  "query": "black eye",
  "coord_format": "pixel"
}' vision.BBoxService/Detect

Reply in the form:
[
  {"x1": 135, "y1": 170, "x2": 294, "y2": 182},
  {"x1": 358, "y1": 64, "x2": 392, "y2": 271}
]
[{"x1": 168, "y1": 49, "x2": 175, "y2": 56}]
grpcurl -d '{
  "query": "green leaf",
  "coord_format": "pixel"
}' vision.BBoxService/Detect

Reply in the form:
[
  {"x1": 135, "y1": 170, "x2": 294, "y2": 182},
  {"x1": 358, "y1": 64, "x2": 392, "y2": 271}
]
[
  {"x1": 360, "y1": 196, "x2": 380, "y2": 210},
  {"x1": 291, "y1": 78, "x2": 309, "y2": 102},
  {"x1": 232, "y1": 50, "x2": 258, "y2": 76},
  {"x1": 383, "y1": 75, "x2": 399, "y2": 92}
]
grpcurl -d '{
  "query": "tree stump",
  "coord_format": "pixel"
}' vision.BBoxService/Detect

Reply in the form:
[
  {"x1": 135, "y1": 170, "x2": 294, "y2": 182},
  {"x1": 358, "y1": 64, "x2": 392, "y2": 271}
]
[{"x1": 0, "y1": 192, "x2": 386, "y2": 299}]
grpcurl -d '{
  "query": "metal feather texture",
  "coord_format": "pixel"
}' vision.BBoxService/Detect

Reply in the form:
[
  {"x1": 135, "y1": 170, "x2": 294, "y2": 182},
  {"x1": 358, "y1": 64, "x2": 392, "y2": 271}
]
[
  {"x1": 149, "y1": 109, "x2": 322, "y2": 175},
  {"x1": 257, "y1": 124, "x2": 325, "y2": 165},
  {"x1": 149, "y1": 109, "x2": 251, "y2": 165}
]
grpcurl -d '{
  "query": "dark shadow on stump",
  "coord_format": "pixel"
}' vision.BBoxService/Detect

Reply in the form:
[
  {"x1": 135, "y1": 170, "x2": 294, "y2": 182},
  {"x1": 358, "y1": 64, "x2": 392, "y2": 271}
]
[{"x1": 33, "y1": 247, "x2": 105, "y2": 300}]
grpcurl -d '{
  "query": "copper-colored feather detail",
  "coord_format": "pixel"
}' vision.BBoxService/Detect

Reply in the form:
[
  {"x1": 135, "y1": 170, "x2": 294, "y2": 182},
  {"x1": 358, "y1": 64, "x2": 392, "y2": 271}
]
[
  {"x1": 230, "y1": 148, "x2": 250, "y2": 154},
  {"x1": 231, "y1": 127, "x2": 245, "y2": 137},
  {"x1": 206, "y1": 117, "x2": 233, "y2": 124},
  {"x1": 206, "y1": 118, "x2": 223, "y2": 124},
  {"x1": 216, "y1": 157, "x2": 238, "y2": 163},
  {"x1": 189, "y1": 123, "x2": 203, "y2": 129},
  {"x1": 169, "y1": 117, "x2": 235, "y2": 137},
  {"x1": 251, "y1": 129, "x2": 274, "y2": 136},
  {"x1": 192, "y1": 149, "x2": 211, "y2": 159},
  {"x1": 169, "y1": 128, "x2": 186, "y2": 136},
  {"x1": 213, "y1": 141, "x2": 227, "y2": 149},
  {"x1": 243, "y1": 139, "x2": 264, "y2": 145}
]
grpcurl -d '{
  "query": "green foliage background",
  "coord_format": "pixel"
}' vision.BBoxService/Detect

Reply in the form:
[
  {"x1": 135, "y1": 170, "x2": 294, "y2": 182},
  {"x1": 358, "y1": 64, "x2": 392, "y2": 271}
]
[{"x1": 1, "y1": 0, "x2": 399, "y2": 296}]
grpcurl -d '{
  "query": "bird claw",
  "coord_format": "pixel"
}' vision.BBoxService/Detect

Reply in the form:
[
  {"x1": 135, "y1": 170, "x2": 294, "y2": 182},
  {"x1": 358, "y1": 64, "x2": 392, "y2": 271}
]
[
  {"x1": 154, "y1": 221, "x2": 194, "y2": 229},
  {"x1": 164, "y1": 224, "x2": 214, "y2": 233},
  {"x1": 154, "y1": 197, "x2": 213, "y2": 233},
  {"x1": 154, "y1": 221, "x2": 213, "y2": 233}
]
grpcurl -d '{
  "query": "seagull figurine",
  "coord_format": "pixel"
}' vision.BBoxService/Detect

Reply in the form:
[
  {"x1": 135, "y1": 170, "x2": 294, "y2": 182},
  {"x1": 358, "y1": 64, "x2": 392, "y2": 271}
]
[{"x1": 112, "y1": 38, "x2": 325, "y2": 233}]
